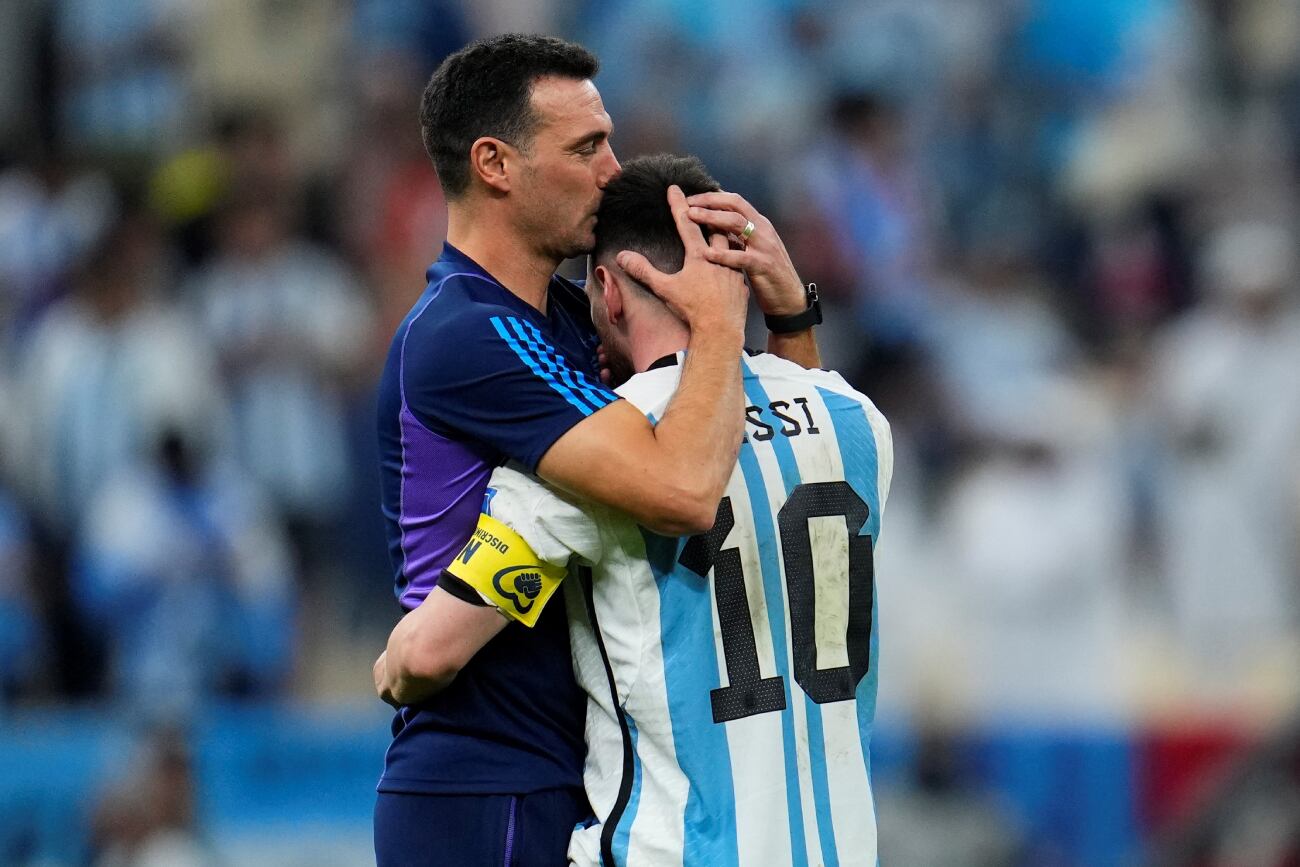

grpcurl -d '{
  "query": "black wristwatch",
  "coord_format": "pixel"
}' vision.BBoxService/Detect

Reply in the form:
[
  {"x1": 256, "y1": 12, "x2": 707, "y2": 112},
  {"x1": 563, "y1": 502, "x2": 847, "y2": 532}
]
[{"x1": 764, "y1": 283, "x2": 822, "y2": 334}]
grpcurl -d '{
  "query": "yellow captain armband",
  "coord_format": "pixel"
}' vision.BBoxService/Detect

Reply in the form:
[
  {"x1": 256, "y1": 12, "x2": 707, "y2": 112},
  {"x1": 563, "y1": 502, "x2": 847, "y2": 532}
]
[{"x1": 445, "y1": 511, "x2": 568, "y2": 627}]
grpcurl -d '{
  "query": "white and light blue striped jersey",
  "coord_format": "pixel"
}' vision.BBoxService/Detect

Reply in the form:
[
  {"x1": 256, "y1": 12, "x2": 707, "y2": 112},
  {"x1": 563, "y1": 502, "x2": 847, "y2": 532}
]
[{"x1": 482, "y1": 351, "x2": 893, "y2": 867}]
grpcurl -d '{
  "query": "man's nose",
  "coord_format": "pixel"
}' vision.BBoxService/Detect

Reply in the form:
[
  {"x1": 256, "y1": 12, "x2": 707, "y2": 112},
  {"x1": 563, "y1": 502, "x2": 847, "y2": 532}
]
[{"x1": 598, "y1": 148, "x2": 622, "y2": 188}]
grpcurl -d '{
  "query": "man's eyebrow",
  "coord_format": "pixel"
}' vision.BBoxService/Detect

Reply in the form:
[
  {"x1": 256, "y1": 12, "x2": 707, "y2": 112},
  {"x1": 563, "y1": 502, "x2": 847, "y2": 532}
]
[{"x1": 568, "y1": 124, "x2": 612, "y2": 149}]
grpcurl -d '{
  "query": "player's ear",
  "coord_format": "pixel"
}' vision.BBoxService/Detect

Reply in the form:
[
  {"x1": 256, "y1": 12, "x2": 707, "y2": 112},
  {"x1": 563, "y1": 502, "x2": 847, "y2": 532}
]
[
  {"x1": 593, "y1": 263, "x2": 624, "y2": 325},
  {"x1": 469, "y1": 137, "x2": 512, "y2": 193}
]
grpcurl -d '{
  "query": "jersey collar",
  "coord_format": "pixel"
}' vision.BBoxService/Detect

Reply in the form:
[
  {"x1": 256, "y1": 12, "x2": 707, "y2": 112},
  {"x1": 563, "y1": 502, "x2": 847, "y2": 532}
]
[
  {"x1": 433, "y1": 243, "x2": 598, "y2": 339},
  {"x1": 647, "y1": 347, "x2": 762, "y2": 371},
  {"x1": 434, "y1": 241, "x2": 551, "y2": 321},
  {"x1": 437, "y1": 241, "x2": 502, "y2": 285},
  {"x1": 647, "y1": 351, "x2": 683, "y2": 371}
]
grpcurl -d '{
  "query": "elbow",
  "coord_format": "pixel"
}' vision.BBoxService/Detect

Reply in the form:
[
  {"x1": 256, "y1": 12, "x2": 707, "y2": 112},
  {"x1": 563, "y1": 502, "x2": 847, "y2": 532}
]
[
  {"x1": 402, "y1": 653, "x2": 461, "y2": 692},
  {"x1": 387, "y1": 633, "x2": 463, "y2": 703},
  {"x1": 388, "y1": 653, "x2": 460, "y2": 705},
  {"x1": 638, "y1": 479, "x2": 722, "y2": 537},
  {"x1": 665, "y1": 504, "x2": 721, "y2": 537}
]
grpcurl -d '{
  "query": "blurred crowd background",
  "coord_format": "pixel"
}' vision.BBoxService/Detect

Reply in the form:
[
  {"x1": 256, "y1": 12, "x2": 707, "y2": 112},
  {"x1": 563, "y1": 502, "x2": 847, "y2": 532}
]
[{"x1": 1, "y1": 0, "x2": 1298, "y2": 864}]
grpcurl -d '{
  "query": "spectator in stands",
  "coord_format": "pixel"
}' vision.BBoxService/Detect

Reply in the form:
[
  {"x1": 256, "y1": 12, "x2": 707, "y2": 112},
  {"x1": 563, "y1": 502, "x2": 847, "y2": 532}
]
[
  {"x1": 185, "y1": 185, "x2": 372, "y2": 574},
  {"x1": 74, "y1": 428, "x2": 295, "y2": 715},
  {"x1": 790, "y1": 91, "x2": 936, "y2": 358},
  {"x1": 1148, "y1": 220, "x2": 1300, "y2": 694},
  {"x1": 14, "y1": 208, "x2": 228, "y2": 536},
  {"x1": 923, "y1": 234, "x2": 1080, "y2": 428},
  {"x1": 938, "y1": 375, "x2": 1132, "y2": 724},
  {"x1": 89, "y1": 728, "x2": 214, "y2": 867},
  {"x1": 187, "y1": 0, "x2": 352, "y2": 176},
  {"x1": 336, "y1": 67, "x2": 448, "y2": 369},
  {"x1": 581, "y1": 0, "x2": 814, "y2": 183},
  {"x1": 0, "y1": 154, "x2": 116, "y2": 346},
  {"x1": 150, "y1": 107, "x2": 325, "y2": 271},
  {"x1": 53, "y1": 0, "x2": 196, "y2": 159}
]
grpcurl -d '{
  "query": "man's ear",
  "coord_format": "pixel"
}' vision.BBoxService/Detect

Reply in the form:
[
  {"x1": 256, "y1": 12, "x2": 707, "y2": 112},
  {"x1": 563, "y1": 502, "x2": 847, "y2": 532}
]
[
  {"x1": 593, "y1": 263, "x2": 624, "y2": 326},
  {"x1": 468, "y1": 137, "x2": 514, "y2": 193}
]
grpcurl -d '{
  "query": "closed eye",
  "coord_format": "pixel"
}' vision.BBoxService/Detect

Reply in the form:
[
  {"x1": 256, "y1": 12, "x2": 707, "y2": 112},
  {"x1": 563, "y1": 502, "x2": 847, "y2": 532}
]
[{"x1": 571, "y1": 129, "x2": 610, "y2": 157}]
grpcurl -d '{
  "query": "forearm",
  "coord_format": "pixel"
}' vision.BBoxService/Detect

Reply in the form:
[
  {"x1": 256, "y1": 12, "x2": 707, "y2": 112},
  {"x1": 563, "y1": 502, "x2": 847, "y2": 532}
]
[
  {"x1": 376, "y1": 586, "x2": 509, "y2": 706},
  {"x1": 382, "y1": 614, "x2": 456, "y2": 705},
  {"x1": 766, "y1": 328, "x2": 821, "y2": 369},
  {"x1": 649, "y1": 322, "x2": 746, "y2": 522},
  {"x1": 538, "y1": 325, "x2": 746, "y2": 535}
]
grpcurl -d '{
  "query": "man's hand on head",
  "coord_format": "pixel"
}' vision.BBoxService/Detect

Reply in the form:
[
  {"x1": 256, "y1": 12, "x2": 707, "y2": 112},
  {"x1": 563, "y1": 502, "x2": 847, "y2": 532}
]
[
  {"x1": 684, "y1": 190, "x2": 807, "y2": 317},
  {"x1": 537, "y1": 181, "x2": 750, "y2": 535},
  {"x1": 614, "y1": 185, "x2": 749, "y2": 336},
  {"x1": 684, "y1": 189, "x2": 822, "y2": 368}
]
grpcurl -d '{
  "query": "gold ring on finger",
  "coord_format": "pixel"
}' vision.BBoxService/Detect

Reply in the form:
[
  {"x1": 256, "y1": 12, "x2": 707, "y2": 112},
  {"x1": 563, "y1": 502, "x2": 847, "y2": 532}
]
[{"x1": 740, "y1": 220, "x2": 756, "y2": 243}]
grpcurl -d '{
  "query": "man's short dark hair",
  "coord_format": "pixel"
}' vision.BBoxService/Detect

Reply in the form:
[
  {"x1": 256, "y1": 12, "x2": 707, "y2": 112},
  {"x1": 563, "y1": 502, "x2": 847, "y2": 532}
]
[
  {"x1": 419, "y1": 34, "x2": 599, "y2": 198},
  {"x1": 593, "y1": 154, "x2": 722, "y2": 277}
]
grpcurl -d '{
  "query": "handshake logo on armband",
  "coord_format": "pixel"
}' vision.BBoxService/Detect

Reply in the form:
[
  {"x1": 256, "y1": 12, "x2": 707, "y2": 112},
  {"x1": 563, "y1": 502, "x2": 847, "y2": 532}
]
[{"x1": 493, "y1": 567, "x2": 545, "y2": 614}]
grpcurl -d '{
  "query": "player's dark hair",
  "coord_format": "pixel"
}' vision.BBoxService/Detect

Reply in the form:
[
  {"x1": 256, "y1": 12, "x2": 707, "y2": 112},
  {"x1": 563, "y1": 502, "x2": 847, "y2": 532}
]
[
  {"x1": 592, "y1": 153, "x2": 722, "y2": 278},
  {"x1": 419, "y1": 34, "x2": 599, "y2": 199}
]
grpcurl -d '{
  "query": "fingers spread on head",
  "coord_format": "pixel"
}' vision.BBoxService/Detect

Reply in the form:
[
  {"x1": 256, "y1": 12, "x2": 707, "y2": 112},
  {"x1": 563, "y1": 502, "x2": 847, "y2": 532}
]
[
  {"x1": 689, "y1": 207, "x2": 752, "y2": 240},
  {"x1": 616, "y1": 250, "x2": 663, "y2": 289},
  {"x1": 685, "y1": 191, "x2": 758, "y2": 221},
  {"x1": 703, "y1": 247, "x2": 751, "y2": 270},
  {"x1": 667, "y1": 185, "x2": 707, "y2": 251}
]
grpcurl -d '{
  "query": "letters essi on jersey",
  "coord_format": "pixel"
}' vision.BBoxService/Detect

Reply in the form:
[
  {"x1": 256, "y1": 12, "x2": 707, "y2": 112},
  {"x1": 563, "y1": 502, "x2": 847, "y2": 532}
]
[{"x1": 444, "y1": 511, "x2": 567, "y2": 627}]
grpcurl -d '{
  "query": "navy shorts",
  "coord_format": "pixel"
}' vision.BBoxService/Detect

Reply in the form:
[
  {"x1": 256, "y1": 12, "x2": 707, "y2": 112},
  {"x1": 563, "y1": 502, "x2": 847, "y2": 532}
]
[{"x1": 374, "y1": 788, "x2": 591, "y2": 867}]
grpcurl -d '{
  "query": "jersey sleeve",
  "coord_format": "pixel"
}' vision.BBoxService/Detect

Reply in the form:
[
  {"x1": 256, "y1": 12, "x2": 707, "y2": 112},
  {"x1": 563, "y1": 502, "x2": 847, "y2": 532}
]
[
  {"x1": 403, "y1": 298, "x2": 619, "y2": 470},
  {"x1": 442, "y1": 464, "x2": 603, "y2": 625},
  {"x1": 484, "y1": 464, "x2": 604, "y2": 566}
]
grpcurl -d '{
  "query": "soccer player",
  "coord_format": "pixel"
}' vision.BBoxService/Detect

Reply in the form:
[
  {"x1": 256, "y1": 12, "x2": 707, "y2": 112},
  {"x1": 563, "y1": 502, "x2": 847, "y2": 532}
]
[
  {"x1": 382, "y1": 154, "x2": 893, "y2": 866},
  {"x1": 373, "y1": 36, "x2": 822, "y2": 866}
]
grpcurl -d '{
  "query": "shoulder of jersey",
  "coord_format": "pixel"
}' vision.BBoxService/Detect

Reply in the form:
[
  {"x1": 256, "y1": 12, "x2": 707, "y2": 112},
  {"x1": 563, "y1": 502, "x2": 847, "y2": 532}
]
[
  {"x1": 745, "y1": 352, "x2": 852, "y2": 392},
  {"x1": 612, "y1": 353, "x2": 877, "y2": 414},
  {"x1": 748, "y1": 353, "x2": 892, "y2": 424},
  {"x1": 614, "y1": 364, "x2": 682, "y2": 417},
  {"x1": 408, "y1": 274, "x2": 521, "y2": 339}
]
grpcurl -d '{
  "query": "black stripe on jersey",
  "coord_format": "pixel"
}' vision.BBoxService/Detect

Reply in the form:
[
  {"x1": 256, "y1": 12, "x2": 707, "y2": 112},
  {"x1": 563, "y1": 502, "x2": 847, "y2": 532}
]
[
  {"x1": 648, "y1": 347, "x2": 763, "y2": 372},
  {"x1": 578, "y1": 564, "x2": 636, "y2": 867}
]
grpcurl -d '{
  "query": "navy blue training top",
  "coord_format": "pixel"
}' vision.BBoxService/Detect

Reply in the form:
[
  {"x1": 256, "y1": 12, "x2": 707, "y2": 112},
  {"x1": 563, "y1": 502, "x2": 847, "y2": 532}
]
[{"x1": 376, "y1": 242, "x2": 618, "y2": 794}]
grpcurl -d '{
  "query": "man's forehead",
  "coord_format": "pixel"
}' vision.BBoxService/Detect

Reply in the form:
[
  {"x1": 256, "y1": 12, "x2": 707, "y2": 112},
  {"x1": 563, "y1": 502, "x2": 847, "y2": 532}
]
[{"x1": 530, "y1": 77, "x2": 611, "y2": 134}]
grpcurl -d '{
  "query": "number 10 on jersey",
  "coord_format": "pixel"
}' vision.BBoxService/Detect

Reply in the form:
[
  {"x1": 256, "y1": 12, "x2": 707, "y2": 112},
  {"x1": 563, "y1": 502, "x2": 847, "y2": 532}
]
[{"x1": 678, "y1": 481, "x2": 875, "y2": 724}]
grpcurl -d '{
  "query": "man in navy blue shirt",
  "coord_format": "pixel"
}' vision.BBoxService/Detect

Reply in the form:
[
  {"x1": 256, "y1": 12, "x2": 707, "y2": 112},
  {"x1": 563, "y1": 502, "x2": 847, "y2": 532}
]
[{"x1": 372, "y1": 35, "x2": 821, "y2": 866}]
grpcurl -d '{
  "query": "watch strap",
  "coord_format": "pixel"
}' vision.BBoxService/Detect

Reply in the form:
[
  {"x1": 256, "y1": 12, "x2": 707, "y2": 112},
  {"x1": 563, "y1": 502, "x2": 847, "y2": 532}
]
[{"x1": 764, "y1": 283, "x2": 822, "y2": 334}]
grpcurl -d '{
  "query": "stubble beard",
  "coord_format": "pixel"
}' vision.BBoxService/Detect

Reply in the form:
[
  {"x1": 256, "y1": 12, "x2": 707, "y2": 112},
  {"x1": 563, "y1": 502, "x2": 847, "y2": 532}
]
[
  {"x1": 606, "y1": 350, "x2": 635, "y2": 389},
  {"x1": 555, "y1": 220, "x2": 597, "y2": 260},
  {"x1": 531, "y1": 217, "x2": 595, "y2": 264}
]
